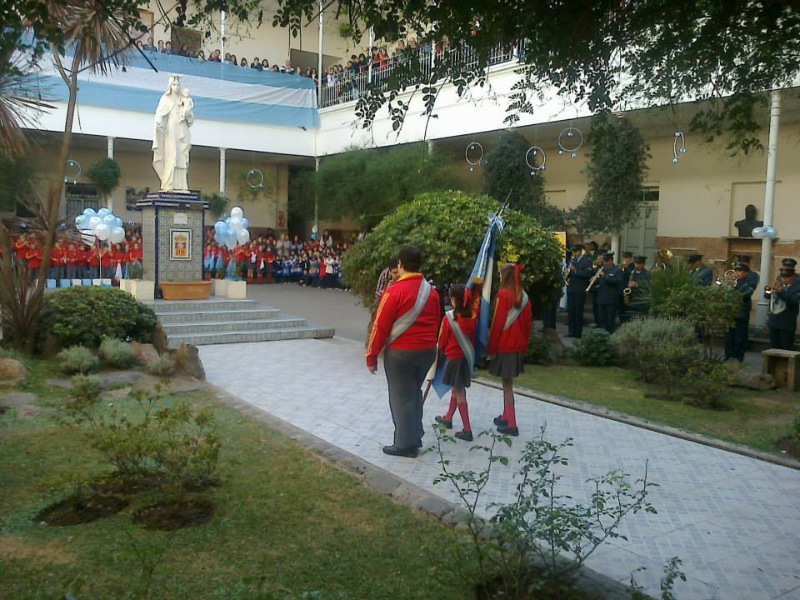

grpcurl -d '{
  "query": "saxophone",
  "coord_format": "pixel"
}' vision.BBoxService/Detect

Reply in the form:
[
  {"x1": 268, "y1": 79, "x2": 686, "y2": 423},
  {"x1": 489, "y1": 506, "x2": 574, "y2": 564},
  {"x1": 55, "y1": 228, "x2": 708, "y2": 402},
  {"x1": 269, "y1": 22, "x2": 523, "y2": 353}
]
[{"x1": 623, "y1": 271, "x2": 636, "y2": 305}]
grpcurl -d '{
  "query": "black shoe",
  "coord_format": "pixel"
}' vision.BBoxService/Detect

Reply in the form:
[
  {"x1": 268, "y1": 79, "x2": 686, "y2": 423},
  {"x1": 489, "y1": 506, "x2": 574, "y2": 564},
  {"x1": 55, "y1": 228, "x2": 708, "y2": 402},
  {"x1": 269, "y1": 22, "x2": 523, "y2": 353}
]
[
  {"x1": 493, "y1": 415, "x2": 507, "y2": 427},
  {"x1": 497, "y1": 425, "x2": 519, "y2": 437},
  {"x1": 455, "y1": 430, "x2": 473, "y2": 442},
  {"x1": 415, "y1": 441, "x2": 423, "y2": 448},
  {"x1": 382, "y1": 445, "x2": 419, "y2": 458},
  {"x1": 435, "y1": 416, "x2": 453, "y2": 429}
]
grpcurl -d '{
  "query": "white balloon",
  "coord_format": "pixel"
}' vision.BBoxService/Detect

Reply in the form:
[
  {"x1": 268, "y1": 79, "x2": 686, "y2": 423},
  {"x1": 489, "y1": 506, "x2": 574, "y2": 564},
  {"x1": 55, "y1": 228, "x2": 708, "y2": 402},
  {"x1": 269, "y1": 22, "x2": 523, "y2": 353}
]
[
  {"x1": 95, "y1": 223, "x2": 110, "y2": 241},
  {"x1": 109, "y1": 226, "x2": 126, "y2": 244},
  {"x1": 236, "y1": 228, "x2": 250, "y2": 244},
  {"x1": 75, "y1": 215, "x2": 87, "y2": 226},
  {"x1": 241, "y1": 217, "x2": 249, "y2": 230},
  {"x1": 98, "y1": 208, "x2": 111, "y2": 217},
  {"x1": 230, "y1": 206, "x2": 244, "y2": 219},
  {"x1": 229, "y1": 216, "x2": 243, "y2": 231},
  {"x1": 89, "y1": 216, "x2": 102, "y2": 231}
]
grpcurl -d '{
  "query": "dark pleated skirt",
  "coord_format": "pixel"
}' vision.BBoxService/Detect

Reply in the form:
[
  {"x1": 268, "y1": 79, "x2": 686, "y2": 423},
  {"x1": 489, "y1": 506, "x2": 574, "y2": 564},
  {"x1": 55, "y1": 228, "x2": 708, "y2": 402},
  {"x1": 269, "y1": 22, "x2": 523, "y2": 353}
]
[
  {"x1": 489, "y1": 352, "x2": 525, "y2": 379},
  {"x1": 442, "y1": 356, "x2": 472, "y2": 388}
]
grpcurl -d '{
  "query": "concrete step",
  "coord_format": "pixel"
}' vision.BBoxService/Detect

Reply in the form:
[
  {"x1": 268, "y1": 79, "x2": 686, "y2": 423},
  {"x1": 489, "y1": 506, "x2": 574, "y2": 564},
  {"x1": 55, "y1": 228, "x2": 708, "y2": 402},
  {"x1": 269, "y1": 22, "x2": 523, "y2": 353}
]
[
  {"x1": 166, "y1": 326, "x2": 335, "y2": 348},
  {"x1": 162, "y1": 318, "x2": 309, "y2": 335},
  {"x1": 157, "y1": 308, "x2": 282, "y2": 324},
  {"x1": 144, "y1": 299, "x2": 260, "y2": 313}
]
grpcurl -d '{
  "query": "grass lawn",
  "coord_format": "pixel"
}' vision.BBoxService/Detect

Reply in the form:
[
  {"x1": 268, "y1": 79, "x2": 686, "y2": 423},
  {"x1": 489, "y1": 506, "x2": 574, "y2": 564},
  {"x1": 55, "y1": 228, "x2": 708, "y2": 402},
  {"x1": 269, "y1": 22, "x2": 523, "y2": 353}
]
[
  {"x1": 482, "y1": 365, "x2": 800, "y2": 455},
  {"x1": 1, "y1": 359, "x2": 471, "y2": 600}
]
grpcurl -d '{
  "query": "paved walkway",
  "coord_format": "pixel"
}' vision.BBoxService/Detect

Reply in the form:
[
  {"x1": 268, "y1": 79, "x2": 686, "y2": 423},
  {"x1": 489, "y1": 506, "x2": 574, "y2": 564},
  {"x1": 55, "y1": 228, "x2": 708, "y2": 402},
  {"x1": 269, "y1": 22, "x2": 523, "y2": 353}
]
[{"x1": 201, "y1": 336, "x2": 800, "y2": 600}]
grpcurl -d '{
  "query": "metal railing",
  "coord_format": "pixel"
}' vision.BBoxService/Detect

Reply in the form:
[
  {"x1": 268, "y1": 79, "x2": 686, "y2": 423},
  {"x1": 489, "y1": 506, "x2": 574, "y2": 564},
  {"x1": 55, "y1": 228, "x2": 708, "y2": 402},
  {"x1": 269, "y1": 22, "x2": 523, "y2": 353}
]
[{"x1": 319, "y1": 41, "x2": 521, "y2": 108}]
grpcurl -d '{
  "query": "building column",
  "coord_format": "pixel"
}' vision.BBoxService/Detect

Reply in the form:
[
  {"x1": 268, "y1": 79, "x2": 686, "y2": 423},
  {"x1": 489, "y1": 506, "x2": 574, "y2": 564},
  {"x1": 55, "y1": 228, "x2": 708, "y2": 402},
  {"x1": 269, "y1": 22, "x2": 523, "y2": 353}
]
[
  {"x1": 314, "y1": 157, "x2": 320, "y2": 237},
  {"x1": 219, "y1": 148, "x2": 227, "y2": 197},
  {"x1": 106, "y1": 136, "x2": 115, "y2": 212},
  {"x1": 317, "y1": 0, "x2": 324, "y2": 103},
  {"x1": 220, "y1": 11, "x2": 226, "y2": 57},
  {"x1": 756, "y1": 90, "x2": 781, "y2": 329},
  {"x1": 367, "y1": 27, "x2": 375, "y2": 83}
]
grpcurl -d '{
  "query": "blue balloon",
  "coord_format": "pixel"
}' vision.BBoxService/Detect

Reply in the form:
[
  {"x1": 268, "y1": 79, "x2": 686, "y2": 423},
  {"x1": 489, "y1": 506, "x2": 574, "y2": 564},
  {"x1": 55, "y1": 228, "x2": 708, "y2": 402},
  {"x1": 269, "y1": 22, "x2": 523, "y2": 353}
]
[
  {"x1": 241, "y1": 217, "x2": 249, "y2": 231},
  {"x1": 214, "y1": 221, "x2": 227, "y2": 235},
  {"x1": 114, "y1": 217, "x2": 123, "y2": 228},
  {"x1": 75, "y1": 215, "x2": 87, "y2": 226},
  {"x1": 83, "y1": 208, "x2": 97, "y2": 217},
  {"x1": 98, "y1": 208, "x2": 111, "y2": 217}
]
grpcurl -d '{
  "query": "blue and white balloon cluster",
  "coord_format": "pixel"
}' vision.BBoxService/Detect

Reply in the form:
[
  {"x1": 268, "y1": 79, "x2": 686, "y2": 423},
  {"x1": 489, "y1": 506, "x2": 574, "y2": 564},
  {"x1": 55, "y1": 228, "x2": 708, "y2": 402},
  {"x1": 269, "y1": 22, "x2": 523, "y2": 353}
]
[
  {"x1": 74, "y1": 207, "x2": 126, "y2": 246},
  {"x1": 213, "y1": 206, "x2": 250, "y2": 249}
]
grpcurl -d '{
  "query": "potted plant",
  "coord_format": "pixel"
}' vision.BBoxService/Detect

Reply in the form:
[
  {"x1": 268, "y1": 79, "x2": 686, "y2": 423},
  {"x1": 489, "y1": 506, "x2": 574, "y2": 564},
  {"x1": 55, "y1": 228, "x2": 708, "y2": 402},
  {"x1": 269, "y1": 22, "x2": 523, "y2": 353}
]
[{"x1": 123, "y1": 264, "x2": 154, "y2": 301}]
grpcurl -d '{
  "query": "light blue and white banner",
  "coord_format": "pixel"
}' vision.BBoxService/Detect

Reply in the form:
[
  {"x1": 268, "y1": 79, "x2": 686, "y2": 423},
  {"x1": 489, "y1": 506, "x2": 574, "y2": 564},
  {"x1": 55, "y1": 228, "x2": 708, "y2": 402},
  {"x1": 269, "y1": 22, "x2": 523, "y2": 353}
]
[
  {"x1": 35, "y1": 50, "x2": 319, "y2": 129},
  {"x1": 431, "y1": 212, "x2": 504, "y2": 398}
]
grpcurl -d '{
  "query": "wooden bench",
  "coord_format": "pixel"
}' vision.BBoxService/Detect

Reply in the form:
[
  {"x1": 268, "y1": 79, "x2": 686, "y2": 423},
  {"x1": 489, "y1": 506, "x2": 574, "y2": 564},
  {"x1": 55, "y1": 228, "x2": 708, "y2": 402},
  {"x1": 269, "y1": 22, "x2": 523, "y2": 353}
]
[{"x1": 762, "y1": 349, "x2": 800, "y2": 391}]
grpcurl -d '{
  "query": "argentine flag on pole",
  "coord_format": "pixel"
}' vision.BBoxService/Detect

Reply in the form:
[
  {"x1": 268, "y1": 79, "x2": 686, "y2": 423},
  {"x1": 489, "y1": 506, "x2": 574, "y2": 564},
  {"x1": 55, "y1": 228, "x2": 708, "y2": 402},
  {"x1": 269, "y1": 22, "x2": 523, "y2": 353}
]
[{"x1": 430, "y1": 211, "x2": 505, "y2": 398}]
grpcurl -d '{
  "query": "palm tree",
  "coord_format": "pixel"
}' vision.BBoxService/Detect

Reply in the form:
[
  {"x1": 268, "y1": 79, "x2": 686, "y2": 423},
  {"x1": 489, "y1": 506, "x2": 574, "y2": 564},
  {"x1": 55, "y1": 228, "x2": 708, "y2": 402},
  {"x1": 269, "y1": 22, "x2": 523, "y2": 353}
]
[{"x1": 0, "y1": 0, "x2": 132, "y2": 351}]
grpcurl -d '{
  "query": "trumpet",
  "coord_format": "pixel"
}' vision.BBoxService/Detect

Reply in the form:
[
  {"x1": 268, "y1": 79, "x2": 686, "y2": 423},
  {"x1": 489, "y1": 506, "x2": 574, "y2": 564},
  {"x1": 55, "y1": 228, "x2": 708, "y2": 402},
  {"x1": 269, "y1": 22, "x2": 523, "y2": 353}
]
[
  {"x1": 764, "y1": 277, "x2": 783, "y2": 297},
  {"x1": 586, "y1": 265, "x2": 604, "y2": 292}
]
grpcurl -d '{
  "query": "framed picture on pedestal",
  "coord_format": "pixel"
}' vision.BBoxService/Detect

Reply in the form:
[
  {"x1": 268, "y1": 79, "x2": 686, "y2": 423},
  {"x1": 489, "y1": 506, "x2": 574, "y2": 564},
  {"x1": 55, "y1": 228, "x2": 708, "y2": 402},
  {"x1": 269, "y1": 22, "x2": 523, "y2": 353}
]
[{"x1": 170, "y1": 229, "x2": 192, "y2": 261}]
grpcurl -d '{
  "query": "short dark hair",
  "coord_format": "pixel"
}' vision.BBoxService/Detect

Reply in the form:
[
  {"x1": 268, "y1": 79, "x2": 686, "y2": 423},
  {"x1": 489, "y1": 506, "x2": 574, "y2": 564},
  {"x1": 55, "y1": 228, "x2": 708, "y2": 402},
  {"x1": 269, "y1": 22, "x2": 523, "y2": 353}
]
[
  {"x1": 397, "y1": 245, "x2": 422, "y2": 272},
  {"x1": 386, "y1": 255, "x2": 399, "y2": 270}
]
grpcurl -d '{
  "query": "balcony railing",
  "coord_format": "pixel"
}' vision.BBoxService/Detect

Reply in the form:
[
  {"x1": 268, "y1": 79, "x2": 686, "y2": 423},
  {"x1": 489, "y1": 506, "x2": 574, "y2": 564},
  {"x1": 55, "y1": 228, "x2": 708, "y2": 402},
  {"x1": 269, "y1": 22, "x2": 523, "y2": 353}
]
[{"x1": 319, "y1": 42, "x2": 521, "y2": 109}]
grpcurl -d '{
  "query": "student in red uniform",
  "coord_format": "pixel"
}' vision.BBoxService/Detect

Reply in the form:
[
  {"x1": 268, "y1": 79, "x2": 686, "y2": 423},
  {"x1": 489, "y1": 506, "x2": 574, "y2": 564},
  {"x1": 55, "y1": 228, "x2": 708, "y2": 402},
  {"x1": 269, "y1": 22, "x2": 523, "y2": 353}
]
[
  {"x1": 99, "y1": 244, "x2": 112, "y2": 277},
  {"x1": 487, "y1": 263, "x2": 532, "y2": 437},
  {"x1": 366, "y1": 245, "x2": 440, "y2": 457},
  {"x1": 65, "y1": 242, "x2": 79, "y2": 280},
  {"x1": 13, "y1": 234, "x2": 28, "y2": 270},
  {"x1": 50, "y1": 240, "x2": 66, "y2": 281},
  {"x1": 87, "y1": 243, "x2": 100, "y2": 278},
  {"x1": 112, "y1": 243, "x2": 127, "y2": 280},
  {"x1": 26, "y1": 238, "x2": 43, "y2": 281},
  {"x1": 434, "y1": 284, "x2": 478, "y2": 442}
]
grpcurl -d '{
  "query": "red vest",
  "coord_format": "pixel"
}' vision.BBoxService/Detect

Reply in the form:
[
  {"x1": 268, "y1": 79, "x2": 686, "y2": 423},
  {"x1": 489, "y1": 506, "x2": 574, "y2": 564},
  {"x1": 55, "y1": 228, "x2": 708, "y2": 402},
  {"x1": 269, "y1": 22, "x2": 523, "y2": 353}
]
[{"x1": 488, "y1": 288, "x2": 532, "y2": 355}]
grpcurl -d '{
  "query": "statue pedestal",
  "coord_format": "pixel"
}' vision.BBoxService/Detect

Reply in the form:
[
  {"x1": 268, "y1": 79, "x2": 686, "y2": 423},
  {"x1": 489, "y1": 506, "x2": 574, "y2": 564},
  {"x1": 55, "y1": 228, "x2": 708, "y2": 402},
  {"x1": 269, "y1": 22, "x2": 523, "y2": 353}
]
[{"x1": 137, "y1": 191, "x2": 209, "y2": 299}]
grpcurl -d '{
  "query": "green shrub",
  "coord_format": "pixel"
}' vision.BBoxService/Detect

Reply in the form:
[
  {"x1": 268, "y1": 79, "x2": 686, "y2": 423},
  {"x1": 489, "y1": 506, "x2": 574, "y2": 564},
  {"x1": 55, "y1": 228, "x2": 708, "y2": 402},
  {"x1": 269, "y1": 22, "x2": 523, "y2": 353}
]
[
  {"x1": 67, "y1": 374, "x2": 102, "y2": 414},
  {"x1": 342, "y1": 191, "x2": 563, "y2": 310},
  {"x1": 684, "y1": 360, "x2": 734, "y2": 409},
  {"x1": 39, "y1": 287, "x2": 158, "y2": 351},
  {"x1": 147, "y1": 355, "x2": 176, "y2": 377},
  {"x1": 98, "y1": 338, "x2": 136, "y2": 369},
  {"x1": 611, "y1": 318, "x2": 700, "y2": 383},
  {"x1": 57, "y1": 346, "x2": 100, "y2": 375},
  {"x1": 567, "y1": 326, "x2": 616, "y2": 366},
  {"x1": 525, "y1": 330, "x2": 552, "y2": 365}
]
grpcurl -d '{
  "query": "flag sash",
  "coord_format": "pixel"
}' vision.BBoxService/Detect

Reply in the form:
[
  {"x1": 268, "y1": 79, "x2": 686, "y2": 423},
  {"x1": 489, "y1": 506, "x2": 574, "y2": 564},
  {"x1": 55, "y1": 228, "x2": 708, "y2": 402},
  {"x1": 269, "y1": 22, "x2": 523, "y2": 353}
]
[{"x1": 503, "y1": 292, "x2": 529, "y2": 331}]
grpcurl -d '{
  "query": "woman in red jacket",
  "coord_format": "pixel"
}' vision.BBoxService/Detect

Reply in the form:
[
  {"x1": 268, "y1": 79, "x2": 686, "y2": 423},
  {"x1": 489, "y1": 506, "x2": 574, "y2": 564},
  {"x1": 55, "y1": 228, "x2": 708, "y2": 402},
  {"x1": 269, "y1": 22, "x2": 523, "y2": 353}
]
[
  {"x1": 487, "y1": 264, "x2": 532, "y2": 437},
  {"x1": 435, "y1": 284, "x2": 477, "y2": 442}
]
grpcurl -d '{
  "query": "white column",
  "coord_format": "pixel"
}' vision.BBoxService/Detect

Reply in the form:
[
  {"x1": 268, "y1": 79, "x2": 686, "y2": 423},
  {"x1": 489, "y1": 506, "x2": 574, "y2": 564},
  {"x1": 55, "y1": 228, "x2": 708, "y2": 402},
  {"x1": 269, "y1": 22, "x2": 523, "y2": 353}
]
[
  {"x1": 317, "y1": 0, "x2": 324, "y2": 102},
  {"x1": 756, "y1": 90, "x2": 781, "y2": 329},
  {"x1": 367, "y1": 27, "x2": 375, "y2": 84},
  {"x1": 220, "y1": 11, "x2": 226, "y2": 57},
  {"x1": 219, "y1": 148, "x2": 227, "y2": 197},
  {"x1": 314, "y1": 157, "x2": 320, "y2": 236},
  {"x1": 610, "y1": 234, "x2": 620, "y2": 260},
  {"x1": 106, "y1": 136, "x2": 115, "y2": 211}
]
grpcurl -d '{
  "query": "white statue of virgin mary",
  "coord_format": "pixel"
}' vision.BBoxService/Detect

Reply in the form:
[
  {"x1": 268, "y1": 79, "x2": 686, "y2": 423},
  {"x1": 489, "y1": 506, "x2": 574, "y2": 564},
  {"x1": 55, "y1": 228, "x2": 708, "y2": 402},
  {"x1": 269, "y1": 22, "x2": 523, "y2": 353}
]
[{"x1": 152, "y1": 74, "x2": 194, "y2": 191}]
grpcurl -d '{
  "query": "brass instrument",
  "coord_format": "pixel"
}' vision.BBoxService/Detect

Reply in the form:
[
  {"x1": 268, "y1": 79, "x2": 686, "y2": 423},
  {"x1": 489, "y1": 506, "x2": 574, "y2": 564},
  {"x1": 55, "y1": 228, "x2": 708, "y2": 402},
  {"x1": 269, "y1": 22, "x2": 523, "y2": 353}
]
[
  {"x1": 623, "y1": 271, "x2": 636, "y2": 305},
  {"x1": 764, "y1": 277, "x2": 783, "y2": 298},
  {"x1": 714, "y1": 270, "x2": 736, "y2": 287},
  {"x1": 586, "y1": 265, "x2": 604, "y2": 292},
  {"x1": 651, "y1": 249, "x2": 673, "y2": 272},
  {"x1": 765, "y1": 277, "x2": 786, "y2": 314},
  {"x1": 562, "y1": 264, "x2": 572, "y2": 286}
]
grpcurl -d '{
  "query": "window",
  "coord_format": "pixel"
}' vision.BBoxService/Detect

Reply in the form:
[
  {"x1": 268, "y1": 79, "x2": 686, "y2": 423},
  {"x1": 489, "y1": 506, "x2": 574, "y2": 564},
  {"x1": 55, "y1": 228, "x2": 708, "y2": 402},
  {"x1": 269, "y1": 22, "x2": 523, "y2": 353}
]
[
  {"x1": 65, "y1": 184, "x2": 99, "y2": 225},
  {"x1": 623, "y1": 188, "x2": 659, "y2": 268}
]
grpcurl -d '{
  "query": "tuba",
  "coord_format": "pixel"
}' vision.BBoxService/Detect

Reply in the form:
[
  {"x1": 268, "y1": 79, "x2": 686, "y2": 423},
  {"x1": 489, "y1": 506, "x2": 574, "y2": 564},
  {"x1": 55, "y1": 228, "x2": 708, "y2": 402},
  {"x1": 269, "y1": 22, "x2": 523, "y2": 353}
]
[
  {"x1": 652, "y1": 249, "x2": 673, "y2": 272},
  {"x1": 714, "y1": 270, "x2": 736, "y2": 287}
]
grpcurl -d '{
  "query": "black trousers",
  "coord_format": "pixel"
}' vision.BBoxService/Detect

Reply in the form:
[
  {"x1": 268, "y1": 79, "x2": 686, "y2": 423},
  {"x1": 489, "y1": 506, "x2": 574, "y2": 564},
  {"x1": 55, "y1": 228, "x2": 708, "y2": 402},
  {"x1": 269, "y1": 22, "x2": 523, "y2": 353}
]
[
  {"x1": 769, "y1": 327, "x2": 796, "y2": 351},
  {"x1": 567, "y1": 291, "x2": 586, "y2": 338},
  {"x1": 724, "y1": 318, "x2": 750, "y2": 361},
  {"x1": 383, "y1": 347, "x2": 436, "y2": 449},
  {"x1": 590, "y1": 291, "x2": 600, "y2": 325},
  {"x1": 597, "y1": 304, "x2": 618, "y2": 334},
  {"x1": 543, "y1": 295, "x2": 559, "y2": 330}
]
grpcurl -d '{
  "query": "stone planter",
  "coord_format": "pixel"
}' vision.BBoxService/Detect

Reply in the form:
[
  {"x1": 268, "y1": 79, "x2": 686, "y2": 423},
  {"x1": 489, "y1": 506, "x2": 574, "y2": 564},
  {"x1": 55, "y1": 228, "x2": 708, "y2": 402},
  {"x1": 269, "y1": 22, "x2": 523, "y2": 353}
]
[
  {"x1": 212, "y1": 279, "x2": 228, "y2": 297},
  {"x1": 119, "y1": 279, "x2": 131, "y2": 293},
  {"x1": 160, "y1": 281, "x2": 211, "y2": 300},
  {"x1": 130, "y1": 280, "x2": 155, "y2": 301},
  {"x1": 225, "y1": 280, "x2": 247, "y2": 299}
]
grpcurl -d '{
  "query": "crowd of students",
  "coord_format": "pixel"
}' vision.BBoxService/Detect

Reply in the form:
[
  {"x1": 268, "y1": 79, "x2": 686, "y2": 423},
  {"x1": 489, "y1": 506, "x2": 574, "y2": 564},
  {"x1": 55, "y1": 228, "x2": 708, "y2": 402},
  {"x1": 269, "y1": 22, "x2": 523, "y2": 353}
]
[
  {"x1": 203, "y1": 230, "x2": 350, "y2": 289},
  {"x1": 5, "y1": 231, "x2": 144, "y2": 283},
  {"x1": 136, "y1": 40, "x2": 318, "y2": 79}
]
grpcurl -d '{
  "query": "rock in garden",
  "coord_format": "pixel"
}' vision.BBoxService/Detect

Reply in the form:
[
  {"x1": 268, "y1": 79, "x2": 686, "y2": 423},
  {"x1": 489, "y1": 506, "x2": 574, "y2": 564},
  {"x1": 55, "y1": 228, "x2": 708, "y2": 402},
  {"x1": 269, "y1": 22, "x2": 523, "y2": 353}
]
[
  {"x1": 97, "y1": 371, "x2": 160, "y2": 389},
  {"x1": 173, "y1": 344, "x2": 205, "y2": 380},
  {"x1": 131, "y1": 342, "x2": 160, "y2": 365},
  {"x1": 17, "y1": 405, "x2": 53, "y2": 419},
  {"x1": 46, "y1": 378, "x2": 72, "y2": 390},
  {"x1": 152, "y1": 324, "x2": 169, "y2": 355},
  {"x1": 0, "y1": 392, "x2": 37, "y2": 408},
  {"x1": 742, "y1": 372, "x2": 776, "y2": 391},
  {"x1": 100, "y1": 387, "x2": 132, "y2": 402},
  {"x1": 0, "y1": 358, "x2": 28, "y2": 382}
]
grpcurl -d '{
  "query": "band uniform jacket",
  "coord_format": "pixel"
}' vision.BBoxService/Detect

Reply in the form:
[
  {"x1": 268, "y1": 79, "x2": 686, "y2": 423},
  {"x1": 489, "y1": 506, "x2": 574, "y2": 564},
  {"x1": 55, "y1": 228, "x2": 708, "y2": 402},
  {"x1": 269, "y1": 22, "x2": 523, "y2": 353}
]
[
  {"x1": 690, "y1": 265, "x2": 713, "y2": 287},
  {"x1": 366, "y1": 273, "x2": 441, "y2": 369},
  {"x1": 567, "y1": 255, "x2": 593, "y2": 293},
  {"x1": 745, "y1": 269, "x2": 760, "y2": 290},
  {"x1": 768, "y1": 277, "x2": 800, "y2": 332},
  {"x1": 596, "y1": 265, "x2": 624, "y2": 305},
  {"x1": 733, "y1": 276, "x2": 756, "y2": 319},
  {"x1": 628, "y1": 268, "x2": 650, "y2": 306},
  {"x1": 488, "y1": 288, "x2": 533, "y2": 355}
]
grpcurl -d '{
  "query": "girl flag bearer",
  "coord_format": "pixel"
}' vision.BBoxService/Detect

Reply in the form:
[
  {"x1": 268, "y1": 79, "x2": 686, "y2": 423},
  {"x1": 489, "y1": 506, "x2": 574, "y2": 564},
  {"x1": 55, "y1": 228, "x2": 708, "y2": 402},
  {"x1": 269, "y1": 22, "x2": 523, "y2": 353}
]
[
  {"x1": 488, "y1": 263, "x2": 532, "y2": 437},
  {"x1": 435, "y1": 284, "x2": 478, "y2": 442}
]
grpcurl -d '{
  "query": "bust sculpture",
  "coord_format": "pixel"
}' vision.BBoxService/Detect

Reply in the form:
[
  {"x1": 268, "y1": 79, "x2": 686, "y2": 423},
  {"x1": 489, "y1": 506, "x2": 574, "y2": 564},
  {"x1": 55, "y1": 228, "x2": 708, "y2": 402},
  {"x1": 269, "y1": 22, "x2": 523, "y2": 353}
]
[
  {"x1": 152, "y1": 75, "x2": 194, "y2": 191},
  {"x1": 734, "y1": 204, "x2": 763, "y2": 238}
]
